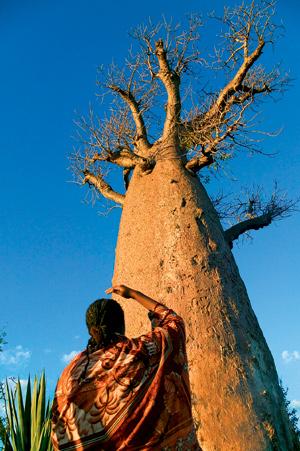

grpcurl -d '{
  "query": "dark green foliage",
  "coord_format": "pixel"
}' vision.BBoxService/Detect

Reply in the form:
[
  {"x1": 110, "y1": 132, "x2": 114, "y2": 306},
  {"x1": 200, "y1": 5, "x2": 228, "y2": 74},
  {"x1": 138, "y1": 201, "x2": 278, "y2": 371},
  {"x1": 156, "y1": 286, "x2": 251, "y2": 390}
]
[{"x1": 280, "y1": 380, "x2": 300, "y2": 449}]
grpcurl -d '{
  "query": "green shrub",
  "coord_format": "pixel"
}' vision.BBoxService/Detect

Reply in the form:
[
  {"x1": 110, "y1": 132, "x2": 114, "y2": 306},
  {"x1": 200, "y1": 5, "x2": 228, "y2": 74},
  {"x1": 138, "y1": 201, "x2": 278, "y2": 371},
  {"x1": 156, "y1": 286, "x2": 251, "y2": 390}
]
[
  {"x1": 3, "y1": 373, "x2": 53, "y2": 451},
  {"x1": 280, "y1": 380, "x2": 300, "y2": 449}
]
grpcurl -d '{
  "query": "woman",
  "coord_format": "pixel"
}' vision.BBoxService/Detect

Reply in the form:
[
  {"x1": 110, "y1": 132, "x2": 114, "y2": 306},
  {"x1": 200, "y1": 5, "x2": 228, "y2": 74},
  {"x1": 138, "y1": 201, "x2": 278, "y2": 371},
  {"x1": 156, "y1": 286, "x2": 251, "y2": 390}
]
[{"x1": 51, "y1": 285, "x2": 200, "y2": 450}]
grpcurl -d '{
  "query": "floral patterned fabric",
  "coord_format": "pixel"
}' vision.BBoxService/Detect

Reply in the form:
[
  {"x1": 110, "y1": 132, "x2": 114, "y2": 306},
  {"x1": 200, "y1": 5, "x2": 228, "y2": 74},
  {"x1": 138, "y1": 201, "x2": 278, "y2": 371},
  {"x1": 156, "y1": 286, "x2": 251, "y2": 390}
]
[{"x1": 51, "y1": 304, "x2": 201, "y2": 450}]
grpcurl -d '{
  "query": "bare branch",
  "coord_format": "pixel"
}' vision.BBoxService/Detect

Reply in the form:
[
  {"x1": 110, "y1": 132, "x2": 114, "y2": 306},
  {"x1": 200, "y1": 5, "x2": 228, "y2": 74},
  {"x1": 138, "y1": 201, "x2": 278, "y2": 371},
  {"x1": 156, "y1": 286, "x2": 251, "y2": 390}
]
[
  {"x1": 155, "y1": 39, "x2": 181, "y2": 140},
  {"x1": 131, "y1": 15, "x2": 204, "y2": 78},
  {"x1": 224, "y1": 213, "x2": 272, "y2": 248},
  {"x1": 83, "y1": 170, "x2": 125, "y2": 206},
  {"x1": 222, "y1": 183, "x2": 298, "y2": 247},
  {"x1": 107, "y1": 84, "x2": 151, "y2": 152},
  {"x1": 71, "y1": 102, "x2": 155, "y2": 208},
  {"x1": 185, "y1": 152, "x2": 214, "y2": 172},
  {"x1": 97, "y1": 204, "x2": 123, "y2": 217},
  {"x1": 208, "y1": 39, "x2": 265, "y2": 118},
  {"x1": 87, "y1": 148, "x2": 154, "y2": 171},
  {"x1": 179, "y1": 1, "x2": 288, "y2": 170},
  {"x1": 131, "y1": 16, "x2": 204, "y2": 143},
  {"x1": 74, "y1": 106, "x2": 136, "y2": 158},
  {"x1": 184, "y1": 98, "x2": 252, "y2": 172}
]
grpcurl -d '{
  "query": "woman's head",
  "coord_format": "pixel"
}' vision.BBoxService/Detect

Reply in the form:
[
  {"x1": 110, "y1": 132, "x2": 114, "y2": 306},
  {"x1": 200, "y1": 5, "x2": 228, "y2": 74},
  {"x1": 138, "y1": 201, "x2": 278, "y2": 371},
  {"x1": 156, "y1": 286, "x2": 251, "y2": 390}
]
[{"x1": 86, "y1": 298, "x2": 125, "y2": 347}]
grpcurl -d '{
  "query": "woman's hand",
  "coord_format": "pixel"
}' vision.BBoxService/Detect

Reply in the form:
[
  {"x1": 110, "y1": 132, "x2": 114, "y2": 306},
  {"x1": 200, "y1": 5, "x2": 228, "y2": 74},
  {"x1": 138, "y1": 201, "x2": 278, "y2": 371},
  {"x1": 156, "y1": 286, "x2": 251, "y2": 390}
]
[
  {"x1": 106, "y1": 285, "x2": 160, "y2": 312},
  {"x1": 105, "y1": 284, "x2": 133, "y2": 299}
]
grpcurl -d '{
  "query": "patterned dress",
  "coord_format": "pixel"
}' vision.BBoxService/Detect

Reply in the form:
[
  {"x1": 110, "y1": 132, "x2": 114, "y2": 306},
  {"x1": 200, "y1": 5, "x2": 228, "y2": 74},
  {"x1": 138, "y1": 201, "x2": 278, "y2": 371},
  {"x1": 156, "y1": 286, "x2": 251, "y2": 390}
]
[{"x1": 51, "y1": 304, "x2": 201, "y2": 450}]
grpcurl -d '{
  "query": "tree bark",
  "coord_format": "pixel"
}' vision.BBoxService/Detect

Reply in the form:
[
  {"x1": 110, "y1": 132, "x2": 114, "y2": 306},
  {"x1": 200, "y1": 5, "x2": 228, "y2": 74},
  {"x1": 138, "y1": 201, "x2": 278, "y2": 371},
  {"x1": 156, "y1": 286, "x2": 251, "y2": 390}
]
[{"x1": 112, "y1": 145, "x2": 295, "y2": 450}]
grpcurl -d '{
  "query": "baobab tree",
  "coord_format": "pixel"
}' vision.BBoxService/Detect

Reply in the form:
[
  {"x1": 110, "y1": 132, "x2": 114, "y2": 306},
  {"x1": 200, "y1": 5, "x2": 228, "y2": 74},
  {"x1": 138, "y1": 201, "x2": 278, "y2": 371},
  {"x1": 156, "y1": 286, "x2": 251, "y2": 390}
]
[{"x1": 72, "y1": 2, "x2": 299, "y2": 450}]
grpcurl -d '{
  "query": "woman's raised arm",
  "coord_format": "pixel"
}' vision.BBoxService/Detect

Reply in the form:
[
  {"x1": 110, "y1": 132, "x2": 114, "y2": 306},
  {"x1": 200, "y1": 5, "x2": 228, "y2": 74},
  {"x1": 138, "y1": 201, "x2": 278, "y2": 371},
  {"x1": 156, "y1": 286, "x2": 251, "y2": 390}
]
[{"x1": 105, "y1": 284, "x2": 162, "y2": 312}]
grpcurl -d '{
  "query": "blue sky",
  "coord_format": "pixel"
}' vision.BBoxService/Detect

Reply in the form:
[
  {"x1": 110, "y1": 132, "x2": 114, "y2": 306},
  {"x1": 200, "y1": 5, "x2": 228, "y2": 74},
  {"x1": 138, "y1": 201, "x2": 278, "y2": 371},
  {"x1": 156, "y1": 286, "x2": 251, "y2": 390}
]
[{"x1": 0, "y1": 0, "x2": 299, "y2": 415}]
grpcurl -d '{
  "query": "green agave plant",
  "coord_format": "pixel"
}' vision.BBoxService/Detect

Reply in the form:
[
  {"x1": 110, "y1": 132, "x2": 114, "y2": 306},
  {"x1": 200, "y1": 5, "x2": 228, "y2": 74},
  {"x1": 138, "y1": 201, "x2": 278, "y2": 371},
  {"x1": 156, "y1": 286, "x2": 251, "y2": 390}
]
[{"x1": 2, "y1": 372, "x2": 53, "y2": 451}]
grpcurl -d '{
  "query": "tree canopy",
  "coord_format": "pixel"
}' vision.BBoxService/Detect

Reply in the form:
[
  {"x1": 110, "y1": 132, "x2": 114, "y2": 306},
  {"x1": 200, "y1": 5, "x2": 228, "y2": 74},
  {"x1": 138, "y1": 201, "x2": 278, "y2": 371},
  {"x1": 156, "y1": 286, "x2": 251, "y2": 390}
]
[{"x1": 71, "y1": 0, "x2": 296, "y2": 247}]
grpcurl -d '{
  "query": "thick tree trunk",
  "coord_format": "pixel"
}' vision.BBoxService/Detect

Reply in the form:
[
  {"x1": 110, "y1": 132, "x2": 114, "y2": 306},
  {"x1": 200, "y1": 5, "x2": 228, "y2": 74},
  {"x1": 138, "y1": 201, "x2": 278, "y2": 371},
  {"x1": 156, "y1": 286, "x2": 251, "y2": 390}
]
[{"x1": 112, "y1": 153, "x2": 295, "y2": 450}]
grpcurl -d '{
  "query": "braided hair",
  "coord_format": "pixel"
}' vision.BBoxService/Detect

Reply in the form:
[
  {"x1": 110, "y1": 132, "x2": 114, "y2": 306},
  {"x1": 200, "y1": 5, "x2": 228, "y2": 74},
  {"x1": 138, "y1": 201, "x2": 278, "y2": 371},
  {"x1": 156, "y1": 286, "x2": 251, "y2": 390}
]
[{"x1": 79, "y1": 298, "x2": 125, "y2": 384}]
